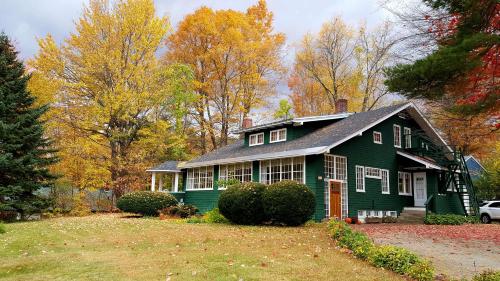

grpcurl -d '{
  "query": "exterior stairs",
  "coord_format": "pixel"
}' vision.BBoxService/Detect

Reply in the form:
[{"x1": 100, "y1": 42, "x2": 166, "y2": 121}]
[{"x1": 398, "y1": 207, "x2": 425, "y2": 224}]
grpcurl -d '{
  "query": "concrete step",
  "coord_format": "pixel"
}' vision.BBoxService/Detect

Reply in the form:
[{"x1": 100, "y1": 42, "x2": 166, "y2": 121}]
[{"x1": 398, "y1": 207, "x2": 425, "y2": 224}]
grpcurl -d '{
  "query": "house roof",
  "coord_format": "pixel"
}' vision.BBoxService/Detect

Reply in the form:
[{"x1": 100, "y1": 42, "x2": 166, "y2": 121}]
[
  {"x1": 232, "y1": 112, "x2": 353, "y2": 134},
  {"x1": 181, "y1": 102, "x2": 451, "y2": 168},
  {"x1": 147, "y1": 161, "x2": 182, "y2": 172},
  {"x1": 397, "y1": 151, "x2": 446, "y2": 170},
  {"x1": 465, "y1": 155, "x2": 486, "y2": 171}
]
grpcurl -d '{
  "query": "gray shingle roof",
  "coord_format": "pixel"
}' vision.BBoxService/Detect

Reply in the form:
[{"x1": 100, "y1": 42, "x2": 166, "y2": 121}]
[
  {"x1": 147, "y1": 161, "x2": 181, "y2": 172},
  {"x1": 183, "y1": 103, "x2": 411, "y2": 167}
]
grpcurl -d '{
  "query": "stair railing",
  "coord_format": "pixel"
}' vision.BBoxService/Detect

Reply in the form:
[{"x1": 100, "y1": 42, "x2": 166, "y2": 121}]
[{"x1": 424, "y1": 194, "x2": 434, "y2": 217}]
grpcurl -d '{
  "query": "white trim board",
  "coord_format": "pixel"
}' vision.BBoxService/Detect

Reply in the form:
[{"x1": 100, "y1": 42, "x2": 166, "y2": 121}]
[{"x1": 396, "y1": 151, "x2": 445, "y2": 170}]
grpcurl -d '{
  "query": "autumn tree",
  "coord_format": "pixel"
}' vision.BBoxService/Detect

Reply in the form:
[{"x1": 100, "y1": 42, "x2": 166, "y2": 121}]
[
  {"x1": 0, "y1": 33, "x2": 57, "y2": 216},
  {"x1": 28, "y1": 0, "x2": 194, "y2": 199},
  {"x1": 166, "y1": 0, "x2": 285, "y2": 152},
  {"x1": 290, "y1": 17, "x2": 398, "y2": 116},
  {"x1": 385, "y1": 0, "x2": 499, "y2": 118},
  {"x1": 273, "y1": 99, "x2": 293, "y2": 120}
]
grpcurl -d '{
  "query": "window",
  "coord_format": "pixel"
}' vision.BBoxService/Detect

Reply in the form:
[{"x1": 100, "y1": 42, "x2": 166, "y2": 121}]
[
  {"x1": 249, "y1": 133, "x2": 264, "y2": 146},
  {"x1": 393, "y1": 125, "x2": 401, "y2": 148},
  {"x1": 381, "y1": 169, "x2": 390, "y2": 194},
  {"x1": 186, "y1": 166, "x2": 214, "y2": 190},
  {"x1": 356, "y1": 166, "x2": 365, "y2": 192},
  {"x1": 270, "y1": 128, "x2": 286, "y2": 143},
  {"x1": 365, "y1": 167, "x2": 381, "y2": 179},
  {"x1": 404, "y1": 127, "x2": 412, "y2": 148},
  {"x1": 398, "y1": 171, "x2": 412, "y2": 195},
  {"x1": 219, "y1": 162, "x2": 252, "y2": 188},
  {"x1": 373, "y1": 131, "x2": 382, "y2": 144},
  {"x1": 324, "y1": 154, "x2": 348, "y2": 219},
  {"x1": 260, "y1": 156, "x2": 304, "y2": 184},
  {"x1": 489, "y1": 202, "x2": 500, "y2": 208}
]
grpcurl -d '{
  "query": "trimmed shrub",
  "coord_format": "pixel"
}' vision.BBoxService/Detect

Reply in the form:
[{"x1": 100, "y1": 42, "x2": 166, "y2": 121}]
[
  {"x1": 0, "y1": 223, "x2": 5, "y2": 234},
  {"x1": 262, "y1": 180, "x2": 315, "y2": 226},
  {"x1": 161, "y1": 204, "x2": 198, "y2": 218},
  {"x1": 203, "y1": 208, "x2": 229, "y2": 224},
  {"x1": 117, "y1": 191, "x2": 177, "y2": 216},
  {"x1": 328, "y1": 220, "x2": 434, "y2": 281},
  {"x1": 472, "y1": 270, "x2": 500, "y2": 281},
  {"x1": 218, "y1": 182, "x2": 267, "y2": 225},
  {"x1": 424, "y1": 214, "x2": 479, "y2": 225}
]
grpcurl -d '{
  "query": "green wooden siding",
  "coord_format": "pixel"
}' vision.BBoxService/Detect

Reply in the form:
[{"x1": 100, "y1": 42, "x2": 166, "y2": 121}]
[
  {"x1": 330, "y1": 115, "x2": 423, "y2": 217},
  {"x1": 305, "y1": 154, "x2": 325, "y2": 221},
  {"x1": 426, "y1": 171, "x2": 465, "y2": 215}
]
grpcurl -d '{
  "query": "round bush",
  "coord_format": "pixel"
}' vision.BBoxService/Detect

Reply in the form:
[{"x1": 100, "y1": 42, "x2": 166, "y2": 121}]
[
  {"x1": 117, "y1": 191, "x2": 177, "y2": 216},
  {"x1": 262, "y1": 180, "x2": 315, "y2": 226},
  {"x1": 218, "y1": 182, "x2": 267, "y2": 225}
]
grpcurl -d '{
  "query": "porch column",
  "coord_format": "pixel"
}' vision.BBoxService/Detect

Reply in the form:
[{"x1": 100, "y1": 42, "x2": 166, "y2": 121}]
[
  {"x1": 151, "y1": 172, "x2": 156, "y2": 192},
  {"x1": 158, "y1": 173, "x2": 163, "y2": 191},
  {"x1": 174, "y1": 173, "x2": 179, "y2": 192}
]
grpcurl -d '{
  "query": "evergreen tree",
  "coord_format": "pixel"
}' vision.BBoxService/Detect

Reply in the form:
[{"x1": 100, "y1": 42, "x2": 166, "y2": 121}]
[
  {"x1": 385, "y1": 0, "x2": 499, "y2": 117},
  {"x1": 0, "y1": 33, "x2": 57, "y2": 216}
]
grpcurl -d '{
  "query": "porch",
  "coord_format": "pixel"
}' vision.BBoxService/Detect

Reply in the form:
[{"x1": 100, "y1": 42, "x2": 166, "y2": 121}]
[{"x1": 147, "y1": 161, "x2": 185, "y2": 202}]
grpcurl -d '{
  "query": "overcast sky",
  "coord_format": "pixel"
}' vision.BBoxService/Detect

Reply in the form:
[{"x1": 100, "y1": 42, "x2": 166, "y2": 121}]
[{"x1": 1, "y1": 0, "x2": 394, "y2": 60}]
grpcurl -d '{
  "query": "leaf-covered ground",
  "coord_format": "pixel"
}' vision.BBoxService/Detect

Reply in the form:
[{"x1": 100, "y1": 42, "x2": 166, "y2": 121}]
[
  {"x1": 353, "y1": 223, "x2": 500, "y2": 279},
  {"x1": 0, "y1": 214, "x2": 403, "y2": 281},
  {"x1": 353, "y1": 223, "x2": 500, "y2": 245}
]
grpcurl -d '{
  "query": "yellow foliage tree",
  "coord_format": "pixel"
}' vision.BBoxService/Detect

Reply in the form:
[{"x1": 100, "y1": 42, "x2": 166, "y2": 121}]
[
  {"x1": 166, "y1": 0, "x2": 285, "y2": 152},
  {"x1": 28, "y1": 0, "x2": 193, "y2": 198}
]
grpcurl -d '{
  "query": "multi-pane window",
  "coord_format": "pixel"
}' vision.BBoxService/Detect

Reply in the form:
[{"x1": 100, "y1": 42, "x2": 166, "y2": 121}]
[
  {"x1": 373, "y1": 131, "x2": 382, "y2": 144},
  {"x1": 324, "y1": 154, "x2": 348, "y2": 219},
  {"x1": 186, "y1": 166, "x2": 214, "y2": 190},
  {"x1": 260, "y1": 156, "x2": 304, "y2": 184},
  {"x1": 270, "y1": 128, "x2": 286, "y2": 143},
  {"x1": 219, "y1": 162, "x2": 252, "y2": 188},
  {"x1": 381, "y1": 169, "x2": 390, "y2": 194},
  {"x1": 365, "y1": 167, "x2": 381, "y2": 179},
  {"x1": 355, "y1": 166, "x2": 365, "y2": 192},
  {"x1": 398, "y1": 171, "x2": 412, "y2": 195},
  {"x1": 393, "y1": 125, "x2": 401, "y2": 148},
  {"x1": 404, "y1": 127, "x2": 412, "y2": 148},
  {"x1": 249, "y1": 133, "x2": 264, "y2": 146}
]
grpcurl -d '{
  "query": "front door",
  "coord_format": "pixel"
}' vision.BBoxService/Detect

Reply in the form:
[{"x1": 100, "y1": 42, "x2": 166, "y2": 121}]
[
  {"x1": 329, "y1": 181, "x2": 341, "y2": 219},
  {"x1": 413, "y1": 172, "x2": 427, "y2": 207}
]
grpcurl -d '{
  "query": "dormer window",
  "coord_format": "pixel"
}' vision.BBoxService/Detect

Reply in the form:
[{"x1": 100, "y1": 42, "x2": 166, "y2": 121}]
[
  {"x1": 249, "y1": 132, "x2": 264, "y2": 146},
  {"x1": 270, "y1": 128, "x2": 286, "y2": 143}
]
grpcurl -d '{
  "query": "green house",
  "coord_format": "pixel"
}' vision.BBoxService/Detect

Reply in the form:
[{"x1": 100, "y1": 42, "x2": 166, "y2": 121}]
[{"x1": 148, "y1": 101, "x2": 478, "y2": 222}]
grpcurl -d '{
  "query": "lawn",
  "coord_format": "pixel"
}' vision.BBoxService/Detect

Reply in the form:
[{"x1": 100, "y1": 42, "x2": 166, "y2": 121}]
[{"x1": 0, "y1": 214, "x2": 403, "y2": 281}]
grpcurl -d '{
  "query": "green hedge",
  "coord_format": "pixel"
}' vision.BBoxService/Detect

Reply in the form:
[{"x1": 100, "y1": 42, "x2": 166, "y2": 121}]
[
  {"x1": 0, "y1": 223, "x2": 5, "y2": 234},
  {"x1": 117, "y1": 191, "x2": 177, "y2": 216},
  {"x1": 262, "y1": 180, "x2": 315, "y2": 226},
  {"x1": 218, "y1": 182, "x2": 268, "y2": 225},
  {"x1": 328, "y1": 220, "x2": 434, "y2": 281},
  {"x1": 424, "y1": 214, "x2": 479, "y2": 225}
]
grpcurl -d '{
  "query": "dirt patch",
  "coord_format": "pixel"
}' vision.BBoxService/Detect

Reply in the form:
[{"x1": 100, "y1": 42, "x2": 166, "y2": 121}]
[{"x1": 353, "y1": 224, "x2": 500, "y2": 279}]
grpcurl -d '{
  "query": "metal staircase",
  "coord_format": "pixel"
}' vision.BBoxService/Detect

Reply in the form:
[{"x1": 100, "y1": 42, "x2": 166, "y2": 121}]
[{"x1": 405, "y1": 130, "x2": 479, "y2": 217}]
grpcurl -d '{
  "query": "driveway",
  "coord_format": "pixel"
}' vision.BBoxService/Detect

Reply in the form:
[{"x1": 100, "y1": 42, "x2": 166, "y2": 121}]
[{"x1": 353, "y1": 224, "x2": 500, "y2": 280}]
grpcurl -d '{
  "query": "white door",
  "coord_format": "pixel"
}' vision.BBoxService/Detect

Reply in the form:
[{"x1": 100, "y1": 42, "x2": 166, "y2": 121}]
[{"x1": 413, "y1": 172, "x2": 427, "y2": 207}]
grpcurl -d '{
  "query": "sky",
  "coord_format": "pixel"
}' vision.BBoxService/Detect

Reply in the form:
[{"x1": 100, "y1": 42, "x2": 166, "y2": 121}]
[
  {"x1": 1, "y1": 0, "x2": 394, "y2": 61},
  {"x1": 0, "y1": 0, "x2": 398, "y2": 107}
]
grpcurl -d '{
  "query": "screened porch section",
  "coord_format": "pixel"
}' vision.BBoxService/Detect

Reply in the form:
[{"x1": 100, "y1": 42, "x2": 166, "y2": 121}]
[{"x1": 147, "y1": 161, "x2": 184, "y2": 193}]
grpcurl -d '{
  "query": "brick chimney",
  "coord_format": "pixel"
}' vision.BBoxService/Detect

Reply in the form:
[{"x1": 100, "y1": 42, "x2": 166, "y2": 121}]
[
  {"x1": 335, "y1": 99, "x2": 348, "y2": 113},
  {"x1": 242, "y1": 117, "x2": 253, "y2": 129}
]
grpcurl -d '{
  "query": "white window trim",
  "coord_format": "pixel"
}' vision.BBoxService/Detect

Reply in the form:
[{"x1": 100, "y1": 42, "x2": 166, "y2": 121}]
[
  {"x1": 270, "y1": 128, "x2": 287, "y2": 143},
  {"x1": 218, "y1": 162, "x2": 253, "y2": 190},
  {"x1": 259, "y1": 156, "x2": 305, "y2": 184},
  {"x1": 373, "y1": 131, "x2": 382, "y2": 144},
  {"x1": 398, "y1": 171, "x2": 412, "y2": 196},
  {"x1": 365, "y1": 167, "x2": 381, "y2": 179},
  {"x1": 381, "y1": 169, "x2": 390, "y2": 194},
  {"x1": 393, "y1": 124, "x2": 401, "y2": 148},
  {"x1": 404, "y1": 127, "x2": 412, "y2": 149},
  {"x1": 186, "y1": 166, "x2": 214, "y2": 191},
  {"x1": 249, "y1": 132, "x2": 264, "y2": 146},
  {"x1": 356, "y1": 165, "x2": 365, "y2": 192}
]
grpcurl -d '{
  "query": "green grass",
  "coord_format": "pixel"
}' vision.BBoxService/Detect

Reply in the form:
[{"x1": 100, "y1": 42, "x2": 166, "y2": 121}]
[{"x1": 0, "y1": 214, "x2": 403, "y2": 281}]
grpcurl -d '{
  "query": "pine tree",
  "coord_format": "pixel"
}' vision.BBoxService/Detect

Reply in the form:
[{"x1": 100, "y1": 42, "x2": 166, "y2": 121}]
[{"x1": 0, "y1": 33, "x2": 57, "y2": 217}]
